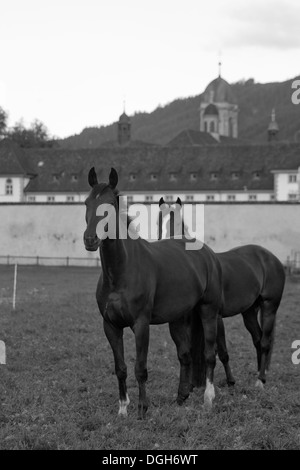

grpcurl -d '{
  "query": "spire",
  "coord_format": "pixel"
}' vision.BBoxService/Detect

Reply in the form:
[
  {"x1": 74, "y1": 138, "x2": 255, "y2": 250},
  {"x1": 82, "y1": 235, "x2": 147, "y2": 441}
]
[
  {"x1": 218, "y1": 50, "x2": 222, "y2": 77},
  {"x1": 268, "y1": 108, "x2": 279, "y2": 141}
]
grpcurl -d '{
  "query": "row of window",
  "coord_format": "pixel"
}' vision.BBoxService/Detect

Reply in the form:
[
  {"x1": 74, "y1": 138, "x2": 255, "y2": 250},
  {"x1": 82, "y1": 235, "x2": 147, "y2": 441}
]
[
  {"x1": 25, "y1": 194, "x2": 276, "y2": 203},
  {"x1": 129, "y1": 171, "x2": 263, "y2": 182},
  {"x1": 52, "y1": 174, "x2": 78, "y2": 182}
]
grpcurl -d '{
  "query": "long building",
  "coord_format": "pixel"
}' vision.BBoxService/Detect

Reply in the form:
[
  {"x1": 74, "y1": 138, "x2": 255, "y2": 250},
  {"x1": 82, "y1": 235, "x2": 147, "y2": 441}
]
[{"x1": 1, "y1": 73, "x2": 300, "y2": 204}]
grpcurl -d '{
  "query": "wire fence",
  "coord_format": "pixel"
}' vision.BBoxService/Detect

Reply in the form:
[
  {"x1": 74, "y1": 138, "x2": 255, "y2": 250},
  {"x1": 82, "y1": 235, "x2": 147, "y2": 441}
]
[
  {"x1": 1, "y1": 253, "x2": 300, "y2": 273},
  {"x1": 0, "y1": 255, "x2": 101, "y2": 268}
]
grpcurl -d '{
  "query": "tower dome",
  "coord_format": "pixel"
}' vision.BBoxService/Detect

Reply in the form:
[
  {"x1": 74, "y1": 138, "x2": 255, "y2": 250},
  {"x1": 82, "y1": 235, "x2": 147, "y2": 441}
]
[
  {"x1": 200, "y1": 71, "x2": 238, "y2": 139},
  {"x1": 202, "y1": 76, "x2": 237, "y2": 105}
]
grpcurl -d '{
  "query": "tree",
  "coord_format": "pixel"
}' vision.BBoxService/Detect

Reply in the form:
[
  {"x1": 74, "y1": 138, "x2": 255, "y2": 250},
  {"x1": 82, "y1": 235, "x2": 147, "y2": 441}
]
[
  {"x1": 0, "y1": 107, "x2": 8, "y2": 138},
  {"x1": 8, "y1": 118, "x2": 55, "y2": 148}
]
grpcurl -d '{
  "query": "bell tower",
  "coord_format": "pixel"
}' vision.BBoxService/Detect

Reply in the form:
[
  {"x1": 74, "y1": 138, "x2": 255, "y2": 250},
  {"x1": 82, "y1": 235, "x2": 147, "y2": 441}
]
[{"x1": 118, "y1": 103, "x2": 131, "y2": 145}]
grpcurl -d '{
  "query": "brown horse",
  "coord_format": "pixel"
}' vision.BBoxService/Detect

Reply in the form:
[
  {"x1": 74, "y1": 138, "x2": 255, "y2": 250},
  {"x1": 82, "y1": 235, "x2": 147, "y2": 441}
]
[
  {"x1": 84, "y1": 167, "x2": 224, "y2": 418},
  {"x1": 157, "y1": 201, "x2": 286, "y2": 391}
]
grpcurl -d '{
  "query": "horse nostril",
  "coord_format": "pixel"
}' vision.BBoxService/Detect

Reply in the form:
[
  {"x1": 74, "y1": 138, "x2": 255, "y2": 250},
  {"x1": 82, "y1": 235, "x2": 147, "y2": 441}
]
[{"x1": 84, "y1": 235, "x2": 97, "y2": 245}]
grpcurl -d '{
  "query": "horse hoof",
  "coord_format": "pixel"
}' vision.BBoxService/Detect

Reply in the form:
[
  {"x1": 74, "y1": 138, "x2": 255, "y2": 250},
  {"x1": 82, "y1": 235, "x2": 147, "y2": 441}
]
[
  {"x1": 255, "y1": 379, "x2": 264, "y2": 390},
  {"x1": 137, "y1": 405, "x2": 148, "y2": 420},
  {"x1": 227, "y1": 380, "x2": 235, "y2": 387}
]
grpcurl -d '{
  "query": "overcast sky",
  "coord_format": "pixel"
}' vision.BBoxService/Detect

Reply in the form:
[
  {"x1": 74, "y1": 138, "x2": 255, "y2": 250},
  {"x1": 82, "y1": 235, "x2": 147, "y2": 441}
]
[{"x1": 0, "y1": 0, "x2": 299, "y2": 138}]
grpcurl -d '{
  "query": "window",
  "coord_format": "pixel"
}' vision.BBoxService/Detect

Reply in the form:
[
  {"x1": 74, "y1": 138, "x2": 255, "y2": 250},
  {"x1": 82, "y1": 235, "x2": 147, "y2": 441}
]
[
  {"x1": 28, "y1": 196, "x2": 36, "y2": 202},
  {"x1": 289, "y1": 174, "x2": 297, "y2": 183},
  {"x1": 185, "y1": 195, "x2": 194, "y2": 202},
  {"x1": 71, "y1": 174, "x2": 78, "y2": 182},
  {"x1": 210, "y1": 121, "x2": 215, "y2": 133},
  {"x1": 5, "y1": 178, "x2": 13, "y2": 195},
  {"x1": 249, "y1": 195, "x2": 257, "y2": 201},
  {"x1": 66, "y1": 196, "x2": 74, "y2": 202},
  {"x1": 145, "y1": 195, "x2": 153, "y2": 202},
  {"x1": 150, "y1": 173, "x2": 157, "y2": 181},
  {"x1": 190, "y1": 173, "x2": 197, "y2": 182},
  {"x1": 210, "y1": 173, "x2": 218, "y2": 181},
  {"x1": 169, "y1": 173, "x2": 177, "y2": 182},
  {"x1": 165, "y1": 195, "x2": 173, "y2": 202},
  {"x1": 127, "y1": 196, "x2": 133, "y2": 203},
  {"x1": 129, "y1": 173, "x2": 136, "y2": 182},
  {"x1": 206, "y1": 195, "x2": 215, "y2": 201},
  {"x1": 253, "y1": 172, "x2": 261, "y2": 180},
  {"x1": 270, "y1": 194, "x2": 275, "y2": 201},
  {"x1": 288, "y1": 194, "x2": 298, "y2": 201},
  {"x1": 47, "y1": 196, "x2": 55, "y2": 202},
  {"x1": 227, "y1": 195, "x2": 236, "y2": 201},
  {"x1": 231, "y1": 172, "x2": 239, "y2": 180},
  {"x1": 53, "y1": 174, "x2": 59, "y2": 182}
]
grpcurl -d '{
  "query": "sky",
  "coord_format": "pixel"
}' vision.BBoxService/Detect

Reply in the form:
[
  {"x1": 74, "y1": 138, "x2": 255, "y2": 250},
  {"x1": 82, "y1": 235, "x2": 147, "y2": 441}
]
[{"x1": 0, "y1": 0, "x2": 300, "y2": 139}]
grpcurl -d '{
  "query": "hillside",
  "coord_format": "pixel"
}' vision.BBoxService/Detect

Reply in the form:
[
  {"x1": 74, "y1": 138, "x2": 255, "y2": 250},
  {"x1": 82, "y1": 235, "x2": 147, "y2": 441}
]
[{"x1": 59, "y1": 76, "x2": 300, "y2": 148}]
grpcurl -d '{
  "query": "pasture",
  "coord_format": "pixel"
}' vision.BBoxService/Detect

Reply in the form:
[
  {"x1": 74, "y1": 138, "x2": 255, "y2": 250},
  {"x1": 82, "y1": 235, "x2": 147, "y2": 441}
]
[{"x1": 0, "y1": 265, "x2": 299, "y2": 450}]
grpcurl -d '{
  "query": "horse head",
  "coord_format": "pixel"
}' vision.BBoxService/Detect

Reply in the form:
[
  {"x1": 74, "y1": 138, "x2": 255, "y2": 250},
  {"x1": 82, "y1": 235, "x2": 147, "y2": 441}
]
[
  {"x1": 83, "y1": 167, "x2": 119, "y2": 251},
  {"x1": 158, "y1": 197, "x2": 183, "y2": 239}
]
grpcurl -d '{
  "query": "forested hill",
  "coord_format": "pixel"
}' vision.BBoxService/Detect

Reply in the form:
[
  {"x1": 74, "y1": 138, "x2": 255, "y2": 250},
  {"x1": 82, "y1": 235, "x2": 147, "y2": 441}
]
[{"x1": 59, "y1": 76, "x2": 300, "y2": 148}]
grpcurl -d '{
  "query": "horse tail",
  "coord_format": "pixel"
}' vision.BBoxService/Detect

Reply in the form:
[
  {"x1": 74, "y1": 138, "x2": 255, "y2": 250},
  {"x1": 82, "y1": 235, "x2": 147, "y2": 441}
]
[{"x1": 191, "y1": 308, "x2": 206, "y2": 387}]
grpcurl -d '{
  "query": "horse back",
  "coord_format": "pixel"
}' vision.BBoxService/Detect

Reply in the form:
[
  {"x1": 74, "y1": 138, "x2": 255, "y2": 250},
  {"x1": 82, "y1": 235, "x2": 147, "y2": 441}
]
[{"x1": 217, "y1": 244, "x2": 285, "y2": 317}]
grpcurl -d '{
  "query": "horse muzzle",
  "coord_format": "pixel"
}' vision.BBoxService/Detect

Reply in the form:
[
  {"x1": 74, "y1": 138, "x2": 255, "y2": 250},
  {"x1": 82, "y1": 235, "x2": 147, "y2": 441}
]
[{"x1": 84, "y1": 234, "x2": 101, "y2": 251}]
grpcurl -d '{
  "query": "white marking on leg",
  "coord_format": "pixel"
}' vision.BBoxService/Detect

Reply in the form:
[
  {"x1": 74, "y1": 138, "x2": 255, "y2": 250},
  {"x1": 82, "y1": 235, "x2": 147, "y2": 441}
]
[
  {"x1": 204, "y1": 378, "x2": 215, "y2": 410},
  {"x1": 255, "y1": 379, "x2": 264, "y2": 390},
  {"x1": 162, "y1": 213, "x2": 170, "y2": 239},
  {"x1": 118, "y1": 393, "x2": 130, "y2": 416}
]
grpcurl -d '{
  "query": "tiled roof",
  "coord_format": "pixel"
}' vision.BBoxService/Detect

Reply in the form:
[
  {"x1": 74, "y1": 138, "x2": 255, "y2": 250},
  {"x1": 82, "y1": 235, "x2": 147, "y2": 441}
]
[
  {"x1": 167, "y1": 130, "x2": 247, "y2": 147},
  {"x1": 167, "y1": 130, "x2": 219, "y2": 146},
  {"x1": 0, "y1": 139, "x2": 35, "y2": 175},
  {"x1": 21, "y1": 142, "x2": 300, "y2": 194},
  {"x1": 99, "y1": 139, "x2": 157, "y2": 148}
]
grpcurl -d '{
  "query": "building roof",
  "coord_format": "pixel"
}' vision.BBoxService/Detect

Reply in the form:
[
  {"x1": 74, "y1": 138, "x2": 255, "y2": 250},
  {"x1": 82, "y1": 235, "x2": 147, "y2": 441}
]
[
  {"x1": 0, "y1": 139, "x2": 35, "y2": 175},
  {"x1": 202, "y1": 76, "x2": 238, "y2": 105},
  {"x1": 21, "y1": 142, "x2": 300, "y2": 194},
  {"x1": 119, "y1": 112, "x2": 130, "y2": 123},
  {"x1": 167, "y1": 130, "x2": 219, "y2": 146}
]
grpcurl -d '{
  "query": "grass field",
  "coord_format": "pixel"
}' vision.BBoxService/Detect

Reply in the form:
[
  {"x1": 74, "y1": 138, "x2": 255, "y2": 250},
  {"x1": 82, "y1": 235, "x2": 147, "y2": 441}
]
[{"x1": 0, "y1": 265, "x2": 299, "y2": 450}]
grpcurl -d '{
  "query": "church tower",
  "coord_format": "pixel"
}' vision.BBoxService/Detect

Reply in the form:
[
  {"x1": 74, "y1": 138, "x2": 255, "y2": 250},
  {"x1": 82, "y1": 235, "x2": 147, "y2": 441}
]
[
  {"x1": 268, "y1": 108, "x2": 279, "y2": 142},
  {"x1": 118, "y1": 106, "x2": 131, "y2": 145},
  {"x1": 200, "y1": 64, "x2": 238, "y2": 139}
]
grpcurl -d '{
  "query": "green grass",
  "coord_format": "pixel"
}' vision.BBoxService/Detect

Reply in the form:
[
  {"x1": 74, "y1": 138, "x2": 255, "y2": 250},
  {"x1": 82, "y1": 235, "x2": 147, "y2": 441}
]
[{"x1": 0, "y1": 265, "x2": 299, "y2": 450}]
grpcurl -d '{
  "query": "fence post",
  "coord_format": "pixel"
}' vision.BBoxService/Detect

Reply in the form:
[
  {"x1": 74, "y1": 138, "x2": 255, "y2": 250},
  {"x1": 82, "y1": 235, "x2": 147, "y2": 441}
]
[
  {"x1": 36, "y1": 256, "x2": 39, "y2": 266},
  {"x1": 66, "y1": 257, "x2": 69, "y2": 267}
]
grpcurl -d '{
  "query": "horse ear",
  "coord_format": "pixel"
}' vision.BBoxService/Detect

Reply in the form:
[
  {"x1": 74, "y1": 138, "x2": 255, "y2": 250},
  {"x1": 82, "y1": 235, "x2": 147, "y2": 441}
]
[
  {"x1": 159, "y1": 197, "x2": 165, "y2": 207},
  {"x1": 176, "y1": 197, "x2": 182, "y2": 207},
  {"x1": 88, "y1": 167, "x2": 98, "y2": 188},
  {"x1": 109, "y1": 168, "x2": 118, "y2": 189}
]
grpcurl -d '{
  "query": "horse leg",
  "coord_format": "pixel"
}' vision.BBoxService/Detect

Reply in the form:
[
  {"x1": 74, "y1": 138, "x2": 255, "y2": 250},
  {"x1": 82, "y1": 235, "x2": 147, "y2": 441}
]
[
  {"x1": 242, "y1": 306, "x2": 262, "y2": 372},
  {"x1": 103, "y1": 319, "x2": 130, "y2": 416},
  {"x1": 256, "y1": 300, "x2": 278, "y2": 388},
  {"x1": 216, "y1": 315, "x2": 235, "y2": 386},
  {"x1": 132, "y1": 319, "x2": 150, "y2": 419},
  {"x1": 200, "y1": 304, "x2": 218, "y2": 410},
  {"x1": 169, "y1": 318, "x2": 192, "y2": 405}
]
